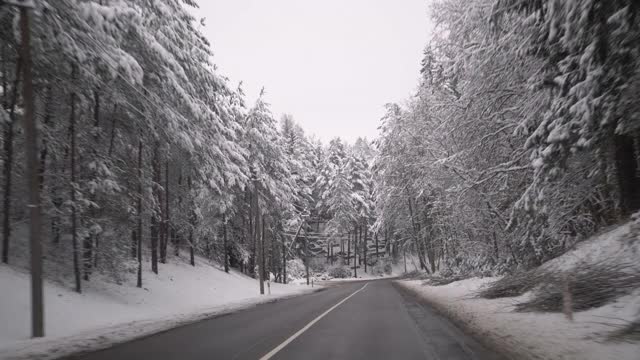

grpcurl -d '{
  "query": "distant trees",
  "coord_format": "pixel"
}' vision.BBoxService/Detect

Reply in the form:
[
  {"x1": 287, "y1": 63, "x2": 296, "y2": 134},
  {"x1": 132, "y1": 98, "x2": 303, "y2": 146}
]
[
  {"x1": 316, "y1": 138, "x2": 376, "y2": 274},
  {"x1": 374, "y1": 0, "x2": 640, "y2": 274}
]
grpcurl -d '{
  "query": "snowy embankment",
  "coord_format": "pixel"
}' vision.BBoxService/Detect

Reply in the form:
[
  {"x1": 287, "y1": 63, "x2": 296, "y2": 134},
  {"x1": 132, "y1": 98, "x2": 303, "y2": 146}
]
[
  {"x1": 396, "y1": 224, "x2": 640, "y2": 360},
  {"x1": 0, "y1": 257, "x2": 318, "y2": 360}
]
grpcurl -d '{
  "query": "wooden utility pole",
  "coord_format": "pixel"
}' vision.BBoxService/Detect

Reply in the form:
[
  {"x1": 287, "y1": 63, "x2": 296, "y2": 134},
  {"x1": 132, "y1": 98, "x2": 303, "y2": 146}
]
[
  {"x1": 188, "y1": 175, "x2": 195, "y2": 267},
  {"x1": 261, "y1": 215, "x2": 267, "y2": 284},
  {"x1": 305, "y1": 235, "x2": 310, "y2": 285},
  {"x1": 282, "y1": 240, "x2": 287, "y2": 284},
  {"x1": 363, "y1": 224, "x2": 368, "y2": 273},
  {"x1": 2, "y1": 56, "x2": 20, "y2": 265},
  {"x1": 150, "y1": 144, "x2": 159, "y2": 274},
  {"x1": 347, "y1": 231, "x2": 350, "y2": 266},
  {"x1": 14, "y1": 0, "x2": 44, "y2": 337},
  {"x1": 69, "y1": 63, "x2": 81, "y2": 293},
  {"x1": 223, "y1": 213, "x2": 229, "y2": 273},
  {"x1": 161, "y1": 159, "x2": 170, "y2": 264},
  {"x1": 254, "y1": 178, "x2": 264, "y2": 294},
  {"x1": 353, "y1": 225, "x2": 358, "y2": 278},
  {"x1": 136, "y1": 138, "x2": 143, "y2": 288}
]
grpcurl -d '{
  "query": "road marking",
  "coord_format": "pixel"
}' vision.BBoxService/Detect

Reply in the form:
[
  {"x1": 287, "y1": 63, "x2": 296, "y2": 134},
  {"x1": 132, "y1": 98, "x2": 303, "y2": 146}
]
[{"x1": 259, "y1": 282, "x2": 369, "y2": 360}]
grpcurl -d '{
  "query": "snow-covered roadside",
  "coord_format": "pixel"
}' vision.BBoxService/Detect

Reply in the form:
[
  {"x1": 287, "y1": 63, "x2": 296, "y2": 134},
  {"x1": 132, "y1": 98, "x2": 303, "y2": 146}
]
[
  {"x1": 303, "y1": 257, "x2": 412, "y2": 283},
  {"x1": 320, "y1": 270, "x2": 400, "y2": 282},
  {"x1": 0, "y1": 259, "x2": 320, "y2": 360},
  {"x1": 396, "y1": 278, "x2": 640, "y2": 360}
]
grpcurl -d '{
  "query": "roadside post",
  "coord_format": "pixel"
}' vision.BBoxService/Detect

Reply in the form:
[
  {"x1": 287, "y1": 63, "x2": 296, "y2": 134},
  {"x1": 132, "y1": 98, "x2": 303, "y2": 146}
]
[{"x1": 2, "y1": 0, "x2": 43, "y2": 338}]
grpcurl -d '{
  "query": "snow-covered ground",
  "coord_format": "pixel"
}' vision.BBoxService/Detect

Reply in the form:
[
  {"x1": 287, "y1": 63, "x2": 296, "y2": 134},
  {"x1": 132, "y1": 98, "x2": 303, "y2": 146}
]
[
  {"x1": 0, "y1": 256, "x2": 319, "y2": 360},
  {"x1": 303, "y1": 255, "x2": 417, "y2": 283},
  {"x1": 321, "y1": 263, "x2": 408, "y2": 282},
  {"x1": 396, "y1": 224, "x2": 640, "y2": 360}
]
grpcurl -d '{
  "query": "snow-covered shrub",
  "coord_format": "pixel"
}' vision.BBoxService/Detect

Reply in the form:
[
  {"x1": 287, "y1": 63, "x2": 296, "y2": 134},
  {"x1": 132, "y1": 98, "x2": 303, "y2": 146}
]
[
  {"x1": 97, "y1": 229, "x2": 136, "y2": 285},
  {"x1": 629, "y1": 211, "x2": 640, "y2": 243},
  {"x1": 608, "y1": 320, "x2": 640, "y2": 342},
  {"x1": 515, "y1": 262, "x2": 640, "y2": 312},
  {"x1": 366, "y1": 256, "x2": 378, "y2": 267},
  {"x1": 477, "y1": 269, "x2": 548, "y2": 299},
  {"x1": 328, "y1": 266, "x2": 351, "y2": 279},
  {"x1": 310, "y1": 258, "x2": 328, "y2": 273},
  {"x1": 424, "y1": 274, "x2": 470, "y2": 286},
  {"x1": 370, "y1": 258, "x2": 393, "y2": 276},
  {"x1": 384, "y1": 262, "x2": 393, "y2": 274},
  {"x1": 286, "y1": 259, "x2": 306, "y2": 281}
]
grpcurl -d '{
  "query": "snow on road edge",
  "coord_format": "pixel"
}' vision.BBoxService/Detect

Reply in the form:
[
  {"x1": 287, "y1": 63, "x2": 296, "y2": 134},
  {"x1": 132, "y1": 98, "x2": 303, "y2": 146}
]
[
  {"x1": 395, "y1": 279, "x2": 640, "y2": 360},
  {"x1": 0, "y1": 287, "x2": 321, "y2": 360}
]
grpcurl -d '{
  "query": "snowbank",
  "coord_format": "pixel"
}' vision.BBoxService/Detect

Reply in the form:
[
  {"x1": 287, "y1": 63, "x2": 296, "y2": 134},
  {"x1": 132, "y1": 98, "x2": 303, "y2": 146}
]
[
  {"x1": 398, "y1": 278, "x2": 640, "y2": 360},
  {"x1": 0, "y1": 257, "x2": 319, "y2": 360},
  {"x1": 396, "y1": 224, "x2": 640, "y2": 360}
]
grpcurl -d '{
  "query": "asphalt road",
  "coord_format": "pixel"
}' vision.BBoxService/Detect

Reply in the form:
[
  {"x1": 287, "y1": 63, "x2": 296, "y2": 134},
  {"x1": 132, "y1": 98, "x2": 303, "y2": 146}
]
[{"x1": 63, "y1": 280, "x2": 500, "y2": 360}]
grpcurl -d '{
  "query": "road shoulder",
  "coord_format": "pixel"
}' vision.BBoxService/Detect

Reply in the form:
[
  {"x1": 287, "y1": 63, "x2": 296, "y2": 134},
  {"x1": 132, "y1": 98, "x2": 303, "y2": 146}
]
[{"x1": 393, "y1": 280, "x2": 507, "y2": 360}]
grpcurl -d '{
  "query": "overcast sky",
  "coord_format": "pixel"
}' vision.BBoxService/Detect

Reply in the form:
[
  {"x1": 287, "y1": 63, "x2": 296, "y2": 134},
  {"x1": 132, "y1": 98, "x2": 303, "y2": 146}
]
[{"x1": 195, "y1": 0, "x2": 431, "y2": 143}]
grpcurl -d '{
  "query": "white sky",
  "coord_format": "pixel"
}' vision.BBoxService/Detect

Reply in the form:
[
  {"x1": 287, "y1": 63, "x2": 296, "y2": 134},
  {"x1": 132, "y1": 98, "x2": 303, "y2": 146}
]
[{"x1": 195, "y1": 0, "x2": 431, "y2": 143}]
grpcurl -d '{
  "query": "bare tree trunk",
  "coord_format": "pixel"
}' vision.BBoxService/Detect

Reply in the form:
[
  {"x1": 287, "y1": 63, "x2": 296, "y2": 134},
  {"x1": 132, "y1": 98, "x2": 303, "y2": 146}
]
[
  {"x1": 330, "y1": 240, "x2": 334, "y2": 265},
  {"x1": 150, "y1": 143, "x2": 159, "y2": 274},
  {"x1": 187, "y1": 175, "x2": 195, "y2": 267},
  {"x1": 39, "y1": 85, "x2": 52, "y2": 191},
  {"x1": 107, "y1": 104, "x2": 117, "y2": 157},
  {"x1": 421, "y1": 198, "x2": 437, "y2": 273},
  {"x1": 385, "y1": 227, "x2": 390, "y2": 258},
  {"x1": 255, "y1": 180, "x2": 264, "y2": 294},
  {"x1": 158, "y1": 158, "x2": 166, "y2": 264},
  {"x1": 162, "y1": 159, "x2": 170, "y2": 263},
  {"x1": 136, "y1": 139, "x2": 143, "y2": 288},
  {"x1": 356, "y1": 225, "x2": 360, "y2": 265},
  {"x1": 375, "y1": 231, "x2": 379, "y2": 259},
  {"x1": 347, "y1": 231, "x2": 351, "y2": 266},
  {"x1": 403, "y1": 247, "x2": 407, "y2": 273},
  {"x1": 174, "y1": 168, "x2": 182, "y2": 256},
  {"x1": 1, "y1": 57, "x2": 21, "y2": 264},
  {"x1": 363, "y1": 224, "x2": 368, "y2": 273},
  {"x1": 189, "y1": 230, "x2": 195, "y2": 266},
  {"x1": 407, "y1": 197, "x2": 428, "y2": 272},
  {"x1": 326, "y1": 237, "x2": 330, "y2": 263},
  {"x1": 69, "y1": 63, "x2": 81, "y2": 293},
  {"x1": 131, "y1": 230, "x2": 137, "y2": 258},
  {"x1": 84, "y1": 90, "x2": 100, "y2": 281},
  {"x1": 40, "y1": 84, "x2": 59, "y2": 245}
]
